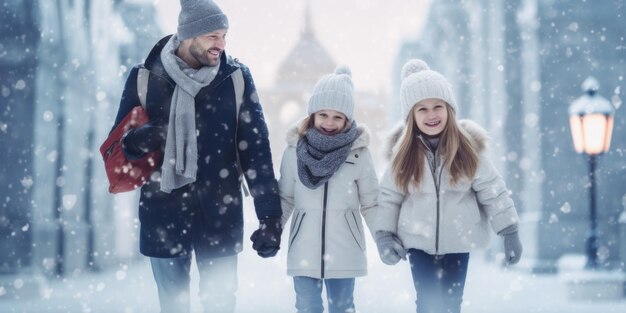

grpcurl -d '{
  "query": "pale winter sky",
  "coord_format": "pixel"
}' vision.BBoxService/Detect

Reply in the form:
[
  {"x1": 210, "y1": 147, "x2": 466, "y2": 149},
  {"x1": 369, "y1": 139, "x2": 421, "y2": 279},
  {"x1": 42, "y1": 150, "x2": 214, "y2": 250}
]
[{"x1": 154, "y1": 0, "x2": 432, "y2": 91}]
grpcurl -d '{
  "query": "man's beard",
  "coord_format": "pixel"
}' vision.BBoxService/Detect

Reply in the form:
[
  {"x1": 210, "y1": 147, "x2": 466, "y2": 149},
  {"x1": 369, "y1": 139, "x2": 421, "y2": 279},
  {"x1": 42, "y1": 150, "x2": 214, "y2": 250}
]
[{"x1": 190, "y1": 46, "x2": 220, "y2": 67}]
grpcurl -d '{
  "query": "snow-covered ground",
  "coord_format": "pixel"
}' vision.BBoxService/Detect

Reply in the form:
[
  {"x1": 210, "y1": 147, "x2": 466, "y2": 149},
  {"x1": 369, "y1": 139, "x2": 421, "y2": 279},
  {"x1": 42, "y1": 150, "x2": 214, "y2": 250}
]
[
  {"x1": 2, "y1": 192, "x2": 625, "y2": 313},
  {"x1": 1, "y1": 247, "x2": 625, "y2": 313}
]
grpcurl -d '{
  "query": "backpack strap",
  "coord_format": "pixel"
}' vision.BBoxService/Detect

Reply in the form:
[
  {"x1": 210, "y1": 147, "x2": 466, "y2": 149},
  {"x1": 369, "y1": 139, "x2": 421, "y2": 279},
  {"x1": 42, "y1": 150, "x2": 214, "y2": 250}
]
[
  {"x1": 137, "y1": 67, "x2": 150, "y2": 109},
  {"x1": 231, "y1": 68, "x2": 250, "y2": 197},
  {"x1": 232, "y1": 68, "x2": 244, "y2": 122}
]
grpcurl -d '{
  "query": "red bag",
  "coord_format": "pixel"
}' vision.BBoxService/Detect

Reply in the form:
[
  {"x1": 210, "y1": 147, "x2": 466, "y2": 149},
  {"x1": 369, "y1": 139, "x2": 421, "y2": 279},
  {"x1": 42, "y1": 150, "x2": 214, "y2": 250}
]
[
  {"x1": 99, "y1": 106, "x2": 162, "y2": 193},
  {"x1": 100, "y1": 67, "x2": 161, "y2": 194}
]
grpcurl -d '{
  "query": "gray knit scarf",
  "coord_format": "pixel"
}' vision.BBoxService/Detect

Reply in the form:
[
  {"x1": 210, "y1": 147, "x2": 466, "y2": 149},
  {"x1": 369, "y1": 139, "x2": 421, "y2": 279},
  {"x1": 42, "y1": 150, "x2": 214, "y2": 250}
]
[
  {"x1": 160, "y1": 35, "x2": 219, "y2": 193},
  {"x1": 296, "y1": 122, "x2": 360, "y2": 189}
]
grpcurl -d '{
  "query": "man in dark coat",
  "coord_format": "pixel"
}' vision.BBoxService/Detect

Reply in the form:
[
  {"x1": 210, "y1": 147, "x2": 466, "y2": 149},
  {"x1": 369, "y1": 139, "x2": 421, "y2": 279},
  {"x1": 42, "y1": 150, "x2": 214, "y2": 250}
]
[{"x1": 110, "y1": 1, "x2": 282, "y2": 312}]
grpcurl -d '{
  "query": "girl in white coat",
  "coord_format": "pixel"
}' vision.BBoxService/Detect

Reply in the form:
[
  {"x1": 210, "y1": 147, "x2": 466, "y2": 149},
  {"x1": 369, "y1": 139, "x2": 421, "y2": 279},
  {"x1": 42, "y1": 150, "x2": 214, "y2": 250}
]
[
  {"x1": 279, "y1": 66, "x2": 379, "y2": 313},
  {"x1": 374, "y1": 59, "x2": 523, "y2": 313}
]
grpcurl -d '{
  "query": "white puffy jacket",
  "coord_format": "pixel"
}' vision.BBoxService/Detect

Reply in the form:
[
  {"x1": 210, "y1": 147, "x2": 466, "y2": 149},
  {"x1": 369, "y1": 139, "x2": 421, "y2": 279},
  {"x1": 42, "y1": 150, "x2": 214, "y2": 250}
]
[
  {"x1": 279, "y1": 123, "x2": 378, "y2": 279},
  {"x1": 375, "y1": 120, "x2": 519, "y2": 255}
]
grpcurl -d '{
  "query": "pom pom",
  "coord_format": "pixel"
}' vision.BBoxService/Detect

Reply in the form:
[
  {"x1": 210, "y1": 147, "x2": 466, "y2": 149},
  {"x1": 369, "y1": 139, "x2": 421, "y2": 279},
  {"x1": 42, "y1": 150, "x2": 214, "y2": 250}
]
[
  {"x1": 401, "y1": 59, "x2": 430, "y2": 81},
  {"x1": 334, "y1": 65, "x2": 352, "y2": 77}
]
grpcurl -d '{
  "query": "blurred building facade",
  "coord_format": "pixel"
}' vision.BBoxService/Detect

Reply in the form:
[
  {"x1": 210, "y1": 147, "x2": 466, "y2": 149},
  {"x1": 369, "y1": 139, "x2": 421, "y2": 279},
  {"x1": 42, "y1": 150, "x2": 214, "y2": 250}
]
[
  {"x1": 0, "y1": 0, "x2": 41, "y2": 298},
  {"x1": 261, "y1": 4, "x2": 389, "y2": 166},
  {"x1": 392, "y1": 0, "x2": 626, "y2": 272},
  {"x1": 0, "y1": 1, "x2": 163, "y2": 300}
]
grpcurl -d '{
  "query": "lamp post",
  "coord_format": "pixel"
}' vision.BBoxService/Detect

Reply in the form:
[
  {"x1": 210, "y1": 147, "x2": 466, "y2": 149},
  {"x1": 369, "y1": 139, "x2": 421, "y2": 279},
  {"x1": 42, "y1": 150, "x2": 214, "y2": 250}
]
[{"x1": 568, "y1": 77, "x2": 615, "y2": 269}]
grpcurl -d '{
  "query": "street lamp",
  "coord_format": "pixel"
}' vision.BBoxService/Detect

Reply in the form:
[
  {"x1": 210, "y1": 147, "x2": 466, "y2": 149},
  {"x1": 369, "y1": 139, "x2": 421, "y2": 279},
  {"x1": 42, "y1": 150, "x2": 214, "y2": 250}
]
[{"x1": 568, "y1": 77, "x2": 615, "y2": 269}]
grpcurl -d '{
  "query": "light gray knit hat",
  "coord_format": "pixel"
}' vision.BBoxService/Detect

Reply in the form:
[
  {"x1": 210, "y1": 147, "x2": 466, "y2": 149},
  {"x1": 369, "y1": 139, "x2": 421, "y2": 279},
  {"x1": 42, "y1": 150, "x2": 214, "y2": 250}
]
[
  {"x1": 400, "y1": 59, "x2": 457, "y2": 120},
  {"x1": 308, "y1": 65, "x2": 355, "y2": 120},
  {"x1": 178, "y1": 0, "x2": 229, "y2": 40}
]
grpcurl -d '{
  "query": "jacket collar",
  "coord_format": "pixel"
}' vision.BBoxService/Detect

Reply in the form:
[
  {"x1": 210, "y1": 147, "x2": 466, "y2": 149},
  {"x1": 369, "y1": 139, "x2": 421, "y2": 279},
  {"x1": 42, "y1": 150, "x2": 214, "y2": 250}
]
[{"x1": 144, "y1": 35, "x2": 240, "y2": 87}]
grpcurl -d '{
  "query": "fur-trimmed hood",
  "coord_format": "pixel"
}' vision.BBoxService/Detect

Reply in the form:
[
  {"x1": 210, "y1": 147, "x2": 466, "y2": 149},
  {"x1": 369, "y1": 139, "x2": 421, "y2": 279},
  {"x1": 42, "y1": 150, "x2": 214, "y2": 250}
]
[
  {"x1": 285, "y1": 119, "x2": 371, "y2": 150},
  {"x1": 384, "y1": 119, "x2": 488, "y2": 160}
]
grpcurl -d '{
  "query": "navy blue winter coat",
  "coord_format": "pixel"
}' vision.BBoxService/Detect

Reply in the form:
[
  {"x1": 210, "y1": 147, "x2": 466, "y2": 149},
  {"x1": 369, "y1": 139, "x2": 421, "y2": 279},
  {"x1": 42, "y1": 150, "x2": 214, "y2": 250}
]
[{"x1": 111, "y1": 35, "x2": 281, "y2": 259}]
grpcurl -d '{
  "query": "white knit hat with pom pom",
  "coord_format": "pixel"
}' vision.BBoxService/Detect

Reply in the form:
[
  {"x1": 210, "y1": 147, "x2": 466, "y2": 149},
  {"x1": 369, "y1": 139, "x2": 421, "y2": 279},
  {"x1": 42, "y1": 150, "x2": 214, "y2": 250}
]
[
  {"x1": 400, "y1": 59, "x2": 457, "y2": 120},
  {"x1": 308, "y1": 65, "x2": 355, "y2": 120}
]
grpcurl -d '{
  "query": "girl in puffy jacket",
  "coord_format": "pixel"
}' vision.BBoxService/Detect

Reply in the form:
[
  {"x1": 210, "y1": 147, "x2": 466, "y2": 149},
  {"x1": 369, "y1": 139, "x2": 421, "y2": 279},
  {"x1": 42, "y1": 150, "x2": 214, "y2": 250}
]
[
  {"x1": 279, "y1": 66, "x2": 379, "y2": 313},
  {"x1": 373, "y1": 59, "x2": 523, "y2": 313}
]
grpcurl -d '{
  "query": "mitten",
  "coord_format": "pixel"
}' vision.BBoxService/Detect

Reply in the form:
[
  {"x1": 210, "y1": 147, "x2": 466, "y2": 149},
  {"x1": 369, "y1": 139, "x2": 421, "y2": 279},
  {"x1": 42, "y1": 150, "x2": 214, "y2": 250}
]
[
  {"x1": 122, "y1": 123, "x2": 166, "y2": 155},
  {"x1": 499, "y1": 224, "x2": 523, "y2": 265},
  {"x1": 375, "y1": 231, "x2": 407, "y2": 265},
  {"x1": 250, "y1": 218, "x2": 283, "y2": 258}
]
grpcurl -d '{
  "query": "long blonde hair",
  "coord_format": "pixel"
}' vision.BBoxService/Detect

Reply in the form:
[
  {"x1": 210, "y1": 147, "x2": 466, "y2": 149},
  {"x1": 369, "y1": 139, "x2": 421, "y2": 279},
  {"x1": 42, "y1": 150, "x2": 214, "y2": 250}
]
[{"x1": 392, "y1": 105, "x2": 479, "y2": 193}]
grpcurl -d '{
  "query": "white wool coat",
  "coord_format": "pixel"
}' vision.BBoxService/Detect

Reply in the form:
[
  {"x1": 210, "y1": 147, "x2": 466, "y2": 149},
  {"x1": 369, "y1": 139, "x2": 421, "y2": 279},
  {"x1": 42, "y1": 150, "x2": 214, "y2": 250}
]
[
  {"x1": 279, "y1": 123, "x2": 378, "y2": 279},
  {"x1": 375, "y1": 120, "x2": 519, "y2": 255}
]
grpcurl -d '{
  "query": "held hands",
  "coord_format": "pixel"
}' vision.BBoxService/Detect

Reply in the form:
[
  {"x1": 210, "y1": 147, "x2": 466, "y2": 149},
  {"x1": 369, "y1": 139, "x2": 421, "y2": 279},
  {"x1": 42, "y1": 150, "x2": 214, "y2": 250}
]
[
  {"x1": 375, "y1": 231, "x2": 407, "y2": 265},
  {"x1": 250, "y1": 218, "x2": 283, "y2": 258},
  {"x1": 122, "y1": 123, "x2": 166, "y2": 155},
  {"x1": 499, "y1": 225, "x2": 523, "y2": 265}
]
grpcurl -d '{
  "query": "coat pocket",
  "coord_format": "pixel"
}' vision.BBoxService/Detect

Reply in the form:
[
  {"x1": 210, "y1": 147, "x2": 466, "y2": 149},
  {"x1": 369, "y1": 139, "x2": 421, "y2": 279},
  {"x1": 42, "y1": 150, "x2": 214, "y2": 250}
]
[
  {"x1": 344, "y1": 210, "x2": 366, "y2": 252},
  {"x1": 288, "y1": 211, "x2": 306, "y2": 252}
]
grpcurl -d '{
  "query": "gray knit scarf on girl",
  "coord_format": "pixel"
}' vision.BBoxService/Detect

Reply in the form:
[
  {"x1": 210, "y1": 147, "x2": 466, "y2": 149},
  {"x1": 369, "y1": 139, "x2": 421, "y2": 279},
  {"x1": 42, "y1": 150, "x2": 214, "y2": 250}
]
[
  {"x1": 296, "y1": 122, "x2": 360, "y2": 189},
  {"x1": 160, "y1": 35, "x2": 219, "y2": 193}
]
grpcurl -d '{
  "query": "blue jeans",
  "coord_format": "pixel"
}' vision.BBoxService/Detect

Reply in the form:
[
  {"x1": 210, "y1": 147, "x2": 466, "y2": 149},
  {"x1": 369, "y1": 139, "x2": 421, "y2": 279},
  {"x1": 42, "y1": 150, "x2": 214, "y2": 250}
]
[
  {"x1": 150, "y1": 254, "x2": 238, "y2": 313},
  {"x1": 293, "y1": 276, "x2": 356, "y2": 313},
  {"x1": 408, "y1": 249, "x2": 470, "y2": 313}
]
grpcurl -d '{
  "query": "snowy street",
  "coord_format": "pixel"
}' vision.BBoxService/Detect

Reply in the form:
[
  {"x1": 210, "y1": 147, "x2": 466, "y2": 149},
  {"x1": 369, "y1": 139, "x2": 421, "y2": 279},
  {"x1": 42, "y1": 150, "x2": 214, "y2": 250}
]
[{"x1": 2, "y1": 247, "x2": 625, "y2": 313}]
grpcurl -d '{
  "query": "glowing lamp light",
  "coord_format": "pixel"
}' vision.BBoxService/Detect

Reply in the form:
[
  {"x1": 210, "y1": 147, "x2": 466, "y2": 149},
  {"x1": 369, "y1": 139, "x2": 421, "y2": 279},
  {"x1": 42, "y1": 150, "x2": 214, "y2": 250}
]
[{"x1": 568, "y1": 77, "x2": 615, "y2": 155}]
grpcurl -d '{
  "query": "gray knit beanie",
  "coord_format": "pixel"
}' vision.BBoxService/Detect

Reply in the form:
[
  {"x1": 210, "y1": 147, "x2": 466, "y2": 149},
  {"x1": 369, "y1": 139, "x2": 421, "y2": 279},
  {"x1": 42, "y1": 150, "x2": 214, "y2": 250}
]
[
  {"x1": 307, "y1": 65, "x2": 355, "y2": 121},
  {"x1": 178, "y1": 0, "x2": 229, "y2": 40},
  {"x1": 400, "y1": 59, "x2": 457, "y2": 120}
]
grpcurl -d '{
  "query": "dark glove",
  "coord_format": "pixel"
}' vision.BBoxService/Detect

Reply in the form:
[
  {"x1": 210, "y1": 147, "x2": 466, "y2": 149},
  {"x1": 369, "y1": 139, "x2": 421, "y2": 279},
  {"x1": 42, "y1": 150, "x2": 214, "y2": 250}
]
[
  {"x1": 375, "y1": 231, "x2": 407, "y2": 265},
  {"x1": 122, "y1": 123, "x2": 166, "y2": 155},
  {"x1": 499, "y1": 224, "x2": 523, "y2": 265},
  {"x1": 250, "y1": 218, "x2": 283, "y2": 258}
]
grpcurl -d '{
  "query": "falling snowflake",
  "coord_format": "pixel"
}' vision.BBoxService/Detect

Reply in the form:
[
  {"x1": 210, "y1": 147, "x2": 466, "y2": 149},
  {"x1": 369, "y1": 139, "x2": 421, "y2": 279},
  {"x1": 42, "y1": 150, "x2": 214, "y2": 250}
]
[
  {"x1": 1, "y1": 85, "x2": 9, "y2": 97},
  {"x1": 597, "y1": 246, "x2": 610, "y2": 262},
  {"x1": 96, "y1": 91, "x2": 106, "y2": 102},
  {"x1": 115, "y1": 270, "x2": 126, "y2": 280},
  {"x1": 14, "y1": 80, "x2": 26, "y2": 90},
  {"x1": 42, "y1": 258, "x2": 55, "y2": 270},
  {"x1": 223, "y1": 194, "x2": 233, "y2": 204},
  {"x1": 62, "y1": 194, "x2": 77, "y2": 210},
  {"x1": 13, "y1": 278, "x2": 24, "y2": 289},
  {"x1": 220, "y1": 169, "x2": 229, "y2": 178},
  {"x1": 20, "y1": 176, "x2": 33, "y2": 188},
  {"x1": 246, "y1": 169, "x2": 257, "y2": 180},
  {"x1": 612, "y1": 94, "x2": 622, "y2": 110},
  {"x1": 43, "y1": 110, "x2": 54, "y2": 122},
  {"x1": 548, "y1": 213, "x2": 559, "y2": 224}
]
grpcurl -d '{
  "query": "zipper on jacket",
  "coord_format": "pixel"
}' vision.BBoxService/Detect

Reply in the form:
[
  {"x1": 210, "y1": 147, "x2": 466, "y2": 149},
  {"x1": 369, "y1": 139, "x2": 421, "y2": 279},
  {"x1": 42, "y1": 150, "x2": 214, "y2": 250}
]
[
  {"x1": 430, "y1": 153, "x2": 442, "y2": 254},
  {"x1": 321, "y1": 182, "x2": 329, "y2": 278},
  {"x1": 422, "y1": 137, "x2": 443, "y2": 254},
  {"x1": 435, "y1": 162, "x2": 444, "y2": 253}
]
